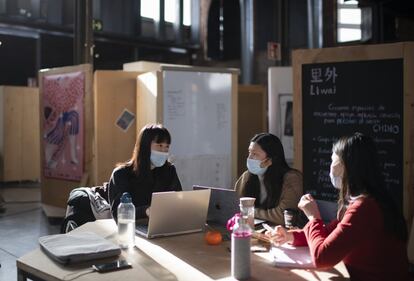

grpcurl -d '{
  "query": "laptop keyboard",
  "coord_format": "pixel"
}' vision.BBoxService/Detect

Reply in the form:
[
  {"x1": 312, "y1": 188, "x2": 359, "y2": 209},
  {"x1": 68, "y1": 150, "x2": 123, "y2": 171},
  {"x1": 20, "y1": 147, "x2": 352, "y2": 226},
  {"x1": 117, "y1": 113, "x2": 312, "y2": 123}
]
[{"x1": 136, "y1": 223, "x2": 149, "y2": 234}]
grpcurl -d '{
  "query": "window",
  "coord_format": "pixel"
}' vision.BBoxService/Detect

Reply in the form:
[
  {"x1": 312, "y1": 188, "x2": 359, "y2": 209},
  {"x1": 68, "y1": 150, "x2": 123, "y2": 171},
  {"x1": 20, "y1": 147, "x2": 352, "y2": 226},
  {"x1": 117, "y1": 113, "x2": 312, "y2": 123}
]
[
  {"x1": 337, "y1": 0, "x2": 361, "y2": 42},
  {"x1": 141, "y1": 0, "x2": 191, "y2": 26},
  {"x1": 183, "y1": 0, "x2": 191, "y2": 26},
  {"x1": 164, "y1": 0, "x2": 177, "y2": 23},
  {"x1": 141, "y1": 0, "x2": 159, "y2": 21}
]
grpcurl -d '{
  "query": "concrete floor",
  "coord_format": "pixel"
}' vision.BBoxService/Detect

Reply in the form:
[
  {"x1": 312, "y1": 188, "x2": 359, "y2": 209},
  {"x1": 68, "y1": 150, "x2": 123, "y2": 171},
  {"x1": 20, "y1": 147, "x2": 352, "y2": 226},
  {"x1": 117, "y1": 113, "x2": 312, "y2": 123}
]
[{"x1": 0, "y1": 182, "x2": 60, "y2": 281}]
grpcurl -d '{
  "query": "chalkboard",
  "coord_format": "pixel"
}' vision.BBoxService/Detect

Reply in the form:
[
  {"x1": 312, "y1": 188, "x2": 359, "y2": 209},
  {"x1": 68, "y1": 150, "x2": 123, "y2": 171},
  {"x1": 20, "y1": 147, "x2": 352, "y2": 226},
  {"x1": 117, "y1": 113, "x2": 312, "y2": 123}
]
[{"x1": 302, "y1": 59, "x2": 403, "y2": 207}]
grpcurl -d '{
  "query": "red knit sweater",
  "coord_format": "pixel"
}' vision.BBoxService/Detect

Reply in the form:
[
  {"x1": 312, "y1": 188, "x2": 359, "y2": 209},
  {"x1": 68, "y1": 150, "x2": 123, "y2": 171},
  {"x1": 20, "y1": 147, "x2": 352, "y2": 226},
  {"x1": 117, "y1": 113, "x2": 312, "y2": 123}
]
[{"x1": 291, "y1": 197, "x2": 408, "y2": 281}]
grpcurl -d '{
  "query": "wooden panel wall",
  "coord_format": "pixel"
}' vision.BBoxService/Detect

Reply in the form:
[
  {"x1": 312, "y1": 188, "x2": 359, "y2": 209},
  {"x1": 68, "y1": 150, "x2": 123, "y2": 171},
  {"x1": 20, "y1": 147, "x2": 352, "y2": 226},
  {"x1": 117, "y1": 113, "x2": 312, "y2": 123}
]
[
  {"x1": 93, "y1": 71, "x2": 141, "y2": 185},
  {"x1": 136, "y1": 71, "x2": 160, "y2": 132},
  {"x1": 237, "y1": 85, "x2": 267, "y2": 178},
  {"x1": 0, "y1": 86, "x2": 40, "y2": 181}
]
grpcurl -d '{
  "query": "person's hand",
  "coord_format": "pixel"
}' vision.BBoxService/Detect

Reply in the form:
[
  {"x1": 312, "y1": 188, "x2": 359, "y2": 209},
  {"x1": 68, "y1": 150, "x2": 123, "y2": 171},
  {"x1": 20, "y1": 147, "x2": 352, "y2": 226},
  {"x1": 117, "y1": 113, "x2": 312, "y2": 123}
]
[
  {"x1": 298, "y1": 194, "x2": 321, "y2": 221},
  {"x1": 145, "y1": 207, "x2": 151, "y2": 217},
  {"x1": 265, "y1": 225, "x2": 293, "y2": 246}
]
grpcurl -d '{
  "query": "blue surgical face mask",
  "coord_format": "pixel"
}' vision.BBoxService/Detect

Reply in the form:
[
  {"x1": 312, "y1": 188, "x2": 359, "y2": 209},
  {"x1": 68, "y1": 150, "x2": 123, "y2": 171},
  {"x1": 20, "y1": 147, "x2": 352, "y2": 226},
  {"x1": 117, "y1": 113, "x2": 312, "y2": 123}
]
[
  {"x1": 247, "y1": 158, "x2": 268, "y2": 176},
  {"x1": 150, "y1": 150, "x2": 169, "y2": 167},
  {"x1": 329, "y1": 171, "x2": 342, "y2": 189}
]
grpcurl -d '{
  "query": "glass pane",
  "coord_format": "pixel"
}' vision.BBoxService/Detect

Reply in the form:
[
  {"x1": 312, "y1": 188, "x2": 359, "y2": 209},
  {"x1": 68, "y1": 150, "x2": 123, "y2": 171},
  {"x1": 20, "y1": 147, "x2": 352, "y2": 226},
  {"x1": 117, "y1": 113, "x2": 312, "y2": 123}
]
[
  {"x1": 183, "y1": 0, "x2": 191, "y2": 26},
  {"x1": 141, "y1": 0, "x2": 159, "y2": 20},
  {"x1": 338, "y1": 8, "x2": 361, "y2": 25},
  {"x1": 164, "y1": 0, "x2": 176, "y2": 23},
  {"x1": 338, "y1": 0, "x2": 358, "y2": 5},
  {"x1": 338, "y1": 28, "x2": 361, "y2": 42}
]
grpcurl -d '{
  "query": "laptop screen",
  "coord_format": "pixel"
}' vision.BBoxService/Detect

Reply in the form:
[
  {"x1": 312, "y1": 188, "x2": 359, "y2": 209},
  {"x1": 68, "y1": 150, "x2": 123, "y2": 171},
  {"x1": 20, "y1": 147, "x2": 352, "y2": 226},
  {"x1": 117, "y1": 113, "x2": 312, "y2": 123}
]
[
  {"x1": 193, "y1": 185, "x2": 239, "y2": 226},
  {"x1": 136, "y1": 190, "x2": 211, "y2": 238}
]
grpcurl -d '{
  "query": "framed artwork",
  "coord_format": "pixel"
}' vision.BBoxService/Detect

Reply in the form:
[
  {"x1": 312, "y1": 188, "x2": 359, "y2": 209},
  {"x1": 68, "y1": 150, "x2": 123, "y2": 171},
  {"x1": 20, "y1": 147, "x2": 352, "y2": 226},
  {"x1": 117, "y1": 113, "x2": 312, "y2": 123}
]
[{"x1": 42, "y1": 71, "x2": 85, "y2": 181}]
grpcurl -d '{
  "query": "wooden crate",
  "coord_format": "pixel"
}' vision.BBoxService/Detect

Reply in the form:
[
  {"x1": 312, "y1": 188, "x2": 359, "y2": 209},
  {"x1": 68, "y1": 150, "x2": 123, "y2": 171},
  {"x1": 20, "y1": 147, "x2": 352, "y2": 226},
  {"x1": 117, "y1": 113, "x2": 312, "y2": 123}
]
[{"x1": 0, "y1": 86, "x2": 40, "y2": 182}]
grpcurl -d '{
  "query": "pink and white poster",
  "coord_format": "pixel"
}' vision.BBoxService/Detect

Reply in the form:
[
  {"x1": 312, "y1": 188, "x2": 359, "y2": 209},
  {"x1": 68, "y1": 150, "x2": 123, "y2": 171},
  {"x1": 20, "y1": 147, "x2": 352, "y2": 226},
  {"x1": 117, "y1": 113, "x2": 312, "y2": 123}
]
[{"x1": 42, "y1": 71, "x2": 85, "y2": 181}]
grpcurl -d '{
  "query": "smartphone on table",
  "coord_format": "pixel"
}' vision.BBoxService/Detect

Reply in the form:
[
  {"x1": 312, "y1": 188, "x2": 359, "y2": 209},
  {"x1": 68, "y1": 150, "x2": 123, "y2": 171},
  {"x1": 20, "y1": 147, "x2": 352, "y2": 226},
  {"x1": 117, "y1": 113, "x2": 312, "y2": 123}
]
[{"x1": 93, "y1": 259, "x2": 132, "y2": 273}]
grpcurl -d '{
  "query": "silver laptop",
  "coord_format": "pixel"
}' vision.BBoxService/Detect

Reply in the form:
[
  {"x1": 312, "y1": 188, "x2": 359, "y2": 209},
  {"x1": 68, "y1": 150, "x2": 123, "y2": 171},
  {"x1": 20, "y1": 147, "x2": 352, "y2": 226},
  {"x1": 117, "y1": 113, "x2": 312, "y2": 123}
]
[
  {"x1": 135, "y1": 189, "x2": 211, "y2": 239},
  {"x1": 192, "y1": 185, "x2": 239, "y2": 226}
]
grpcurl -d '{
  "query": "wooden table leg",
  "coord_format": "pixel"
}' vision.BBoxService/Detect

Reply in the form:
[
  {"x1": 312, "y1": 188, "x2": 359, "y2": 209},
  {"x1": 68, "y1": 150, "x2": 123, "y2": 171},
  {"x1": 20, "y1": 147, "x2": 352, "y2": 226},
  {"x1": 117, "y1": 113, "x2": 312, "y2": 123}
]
[{"x1": 17, "y1": 268, "x2": 27, "y2": 281}]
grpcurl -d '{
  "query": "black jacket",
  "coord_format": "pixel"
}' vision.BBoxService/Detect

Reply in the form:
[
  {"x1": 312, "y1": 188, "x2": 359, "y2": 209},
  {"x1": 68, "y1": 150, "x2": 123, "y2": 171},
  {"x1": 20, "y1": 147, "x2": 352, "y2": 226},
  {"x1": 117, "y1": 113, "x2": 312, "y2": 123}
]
[{"x1": 108, "y1": 163, "x2": 182, "y2": 219}]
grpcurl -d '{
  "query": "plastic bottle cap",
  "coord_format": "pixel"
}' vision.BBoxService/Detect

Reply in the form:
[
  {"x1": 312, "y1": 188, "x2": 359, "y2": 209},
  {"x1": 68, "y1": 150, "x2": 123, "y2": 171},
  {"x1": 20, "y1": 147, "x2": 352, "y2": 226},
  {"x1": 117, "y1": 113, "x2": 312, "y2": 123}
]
[
  {"x1": 120, "y1": 192, "x2": 132, "y2": 203},
  {"x1": 239, "y1": 197, "x2": 255, "y2": 207}
]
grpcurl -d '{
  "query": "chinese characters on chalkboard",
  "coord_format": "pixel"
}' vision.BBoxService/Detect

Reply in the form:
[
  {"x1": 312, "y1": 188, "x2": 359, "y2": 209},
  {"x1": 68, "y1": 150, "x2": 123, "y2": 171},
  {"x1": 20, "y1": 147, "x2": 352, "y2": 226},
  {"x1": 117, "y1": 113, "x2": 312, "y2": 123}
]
[{"x1": 310, "y1": 66, "x2": 338, "y2": 96}]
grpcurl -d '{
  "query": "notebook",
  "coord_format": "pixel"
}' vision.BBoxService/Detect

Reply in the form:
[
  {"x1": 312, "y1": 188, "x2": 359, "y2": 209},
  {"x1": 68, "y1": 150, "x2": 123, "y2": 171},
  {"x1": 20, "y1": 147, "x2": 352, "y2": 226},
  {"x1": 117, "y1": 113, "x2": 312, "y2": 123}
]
[
  {"x1": 192, "y1": 185, "x2": 239, "y2": 227},
  {"x1": 135, "y1": 189, "x2": 211, "y2": 239}
]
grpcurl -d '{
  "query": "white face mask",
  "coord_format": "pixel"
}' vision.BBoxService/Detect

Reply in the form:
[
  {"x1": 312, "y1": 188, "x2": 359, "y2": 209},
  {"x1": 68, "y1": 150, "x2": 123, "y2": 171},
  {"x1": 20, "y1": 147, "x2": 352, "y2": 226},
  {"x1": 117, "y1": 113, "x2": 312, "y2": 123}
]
[
  {"x1": 329, "y1": 171, "x2": 342, "y2": 189},
  {"x1": 247, "y1": 158, "x2": 267, "y2": 176},
  {"x1": 330, "y1": 152, "x2": 343, "y2": 189},
  {"x1": 150, "y1": 150, "x2": 169, "y2": 167}
]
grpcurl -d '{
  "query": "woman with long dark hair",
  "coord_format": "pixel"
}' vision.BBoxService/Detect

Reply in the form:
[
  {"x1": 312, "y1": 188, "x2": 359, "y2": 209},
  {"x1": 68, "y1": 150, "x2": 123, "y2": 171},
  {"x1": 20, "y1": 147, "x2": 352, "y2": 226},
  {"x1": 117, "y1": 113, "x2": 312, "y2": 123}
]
[
  {"x1": 267, "y1": 133, "x2": 408, "y2": 280},
  {"x1": 234, "y1": 133, "x2": 303, "y2": 224},
  {"x1": 108, "y1": 124, "x2": 182, "y2": 219}
]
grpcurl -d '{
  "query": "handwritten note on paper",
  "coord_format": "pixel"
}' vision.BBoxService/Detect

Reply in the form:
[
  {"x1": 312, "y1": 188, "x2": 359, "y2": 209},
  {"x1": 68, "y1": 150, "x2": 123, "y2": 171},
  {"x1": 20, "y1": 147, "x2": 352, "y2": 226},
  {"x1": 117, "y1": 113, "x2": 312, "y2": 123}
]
[
  {"x1": 216, "y1": 103, "x2": 228, "y2": 130},
  {"x1": 166, "y1": 89, "x2": 185, "y2": 121}
]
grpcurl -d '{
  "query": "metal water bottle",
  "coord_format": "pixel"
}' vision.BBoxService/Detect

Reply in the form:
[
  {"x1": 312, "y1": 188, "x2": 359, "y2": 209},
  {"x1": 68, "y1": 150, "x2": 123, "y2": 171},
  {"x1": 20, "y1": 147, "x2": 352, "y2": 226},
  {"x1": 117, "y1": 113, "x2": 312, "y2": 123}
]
[
  {"x1": 117, "y1": 192, "x2": 135, "y2": 249},
  {"x1": 231, "y1": 215, "x2": 252, "y2": 279}
]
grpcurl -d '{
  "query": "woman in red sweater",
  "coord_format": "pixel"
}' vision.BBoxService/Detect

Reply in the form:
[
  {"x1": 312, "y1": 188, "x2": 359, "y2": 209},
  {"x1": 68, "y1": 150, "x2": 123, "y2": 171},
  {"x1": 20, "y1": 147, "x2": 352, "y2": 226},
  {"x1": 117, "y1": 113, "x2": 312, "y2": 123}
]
[{"x1": 267, "y1": 133, "x2": 409, "y2": 281}]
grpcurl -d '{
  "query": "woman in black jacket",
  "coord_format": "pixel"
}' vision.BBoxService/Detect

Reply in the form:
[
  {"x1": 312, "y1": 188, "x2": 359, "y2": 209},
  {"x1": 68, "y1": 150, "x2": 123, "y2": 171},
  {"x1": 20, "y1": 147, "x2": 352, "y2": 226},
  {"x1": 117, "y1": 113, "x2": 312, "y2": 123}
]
[{"x1": 108, "y1": 123, "x2": 182, "y2": 219}]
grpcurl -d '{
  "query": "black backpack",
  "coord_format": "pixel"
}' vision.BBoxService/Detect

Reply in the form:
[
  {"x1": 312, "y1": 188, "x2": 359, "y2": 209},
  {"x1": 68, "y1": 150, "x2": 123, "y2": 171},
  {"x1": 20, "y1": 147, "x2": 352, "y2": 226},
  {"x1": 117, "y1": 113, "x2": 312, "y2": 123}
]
[{"x1": 61, "y1": 184, "x2": 112, "y2": 233}]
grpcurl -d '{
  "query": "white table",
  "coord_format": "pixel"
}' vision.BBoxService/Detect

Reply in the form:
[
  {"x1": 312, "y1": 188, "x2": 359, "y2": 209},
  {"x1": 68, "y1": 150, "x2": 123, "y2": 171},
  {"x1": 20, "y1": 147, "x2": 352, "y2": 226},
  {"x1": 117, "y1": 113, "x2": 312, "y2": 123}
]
[{"x1": 17, "y1": 219, "x2": 349, "y2": 281}]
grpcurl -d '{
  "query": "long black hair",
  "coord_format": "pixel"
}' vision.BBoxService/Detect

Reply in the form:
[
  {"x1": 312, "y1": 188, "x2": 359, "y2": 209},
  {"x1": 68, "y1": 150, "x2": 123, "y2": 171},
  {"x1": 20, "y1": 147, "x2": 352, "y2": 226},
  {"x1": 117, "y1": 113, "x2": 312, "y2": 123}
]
[
  {"x1": 243, "y1": 133, "x2": 292, "y2": 209},
  {"x1": 333, "y1": 132, "x2": 407, "y2": 241},
  {"x1": 120, "y1": 123, "x2": 171, "y2": 178}
]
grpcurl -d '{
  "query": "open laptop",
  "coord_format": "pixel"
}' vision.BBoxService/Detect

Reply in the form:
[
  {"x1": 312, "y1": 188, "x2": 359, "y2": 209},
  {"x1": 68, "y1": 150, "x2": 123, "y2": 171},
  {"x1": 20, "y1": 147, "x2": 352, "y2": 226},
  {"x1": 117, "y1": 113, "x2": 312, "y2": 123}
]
[
  {"x1": 192, "y1": 185, "x2": 239, "y2": 227},
  {"x1": 135, "y1": 189, "x2": 210, "y2": 239}
]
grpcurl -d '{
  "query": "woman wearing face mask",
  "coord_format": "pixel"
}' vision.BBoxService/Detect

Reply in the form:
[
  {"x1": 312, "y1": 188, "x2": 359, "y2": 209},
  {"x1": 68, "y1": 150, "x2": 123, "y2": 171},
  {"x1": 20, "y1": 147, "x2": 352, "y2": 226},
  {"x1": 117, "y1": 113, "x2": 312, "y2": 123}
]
[
  {"x1": 234, "y1": 133, "x2": 303, "y2": 224},
  {"x1": 108, "y1": 123, "x2": 182, "y2": 219},
  {"x1": 266, "y1": 133, "x2": 408, "y2": 281}
]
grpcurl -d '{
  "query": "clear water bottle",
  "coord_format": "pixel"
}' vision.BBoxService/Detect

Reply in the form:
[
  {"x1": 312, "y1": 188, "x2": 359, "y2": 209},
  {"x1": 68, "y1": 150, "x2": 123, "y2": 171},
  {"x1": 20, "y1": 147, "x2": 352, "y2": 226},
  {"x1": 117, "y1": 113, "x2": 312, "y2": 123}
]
[
  {"x1": 239, "y1": 197, "x2": 255, "y2": 229},
  {"x1": 231, "y1": 215, "x2": 252, "y2": 280},
  {"x1": 117, "y1": 192, "x2": 135, "y2": 249}
]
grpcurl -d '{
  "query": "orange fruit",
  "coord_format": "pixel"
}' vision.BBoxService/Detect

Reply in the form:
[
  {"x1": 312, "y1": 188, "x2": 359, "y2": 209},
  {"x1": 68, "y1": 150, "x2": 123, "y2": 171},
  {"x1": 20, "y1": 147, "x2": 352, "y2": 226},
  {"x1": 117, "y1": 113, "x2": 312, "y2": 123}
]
[{"x1": 205, "y1": 230, "x2": 223, "y2": 245}]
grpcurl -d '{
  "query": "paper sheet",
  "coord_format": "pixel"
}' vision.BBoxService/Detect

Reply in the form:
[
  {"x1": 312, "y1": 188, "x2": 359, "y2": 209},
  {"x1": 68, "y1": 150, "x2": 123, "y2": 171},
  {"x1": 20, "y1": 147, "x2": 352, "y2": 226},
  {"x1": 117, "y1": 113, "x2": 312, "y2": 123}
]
[{"x1": 271, "y1": 245, "x2": 315, "y2": 269}]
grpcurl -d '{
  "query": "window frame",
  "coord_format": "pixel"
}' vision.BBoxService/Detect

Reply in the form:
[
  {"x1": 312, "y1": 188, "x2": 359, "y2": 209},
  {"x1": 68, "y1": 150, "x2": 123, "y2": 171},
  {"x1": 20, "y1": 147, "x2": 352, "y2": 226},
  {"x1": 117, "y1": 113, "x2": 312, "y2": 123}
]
[{"x1": 336, "y1": 0, "x2": 363, "y2": 44}]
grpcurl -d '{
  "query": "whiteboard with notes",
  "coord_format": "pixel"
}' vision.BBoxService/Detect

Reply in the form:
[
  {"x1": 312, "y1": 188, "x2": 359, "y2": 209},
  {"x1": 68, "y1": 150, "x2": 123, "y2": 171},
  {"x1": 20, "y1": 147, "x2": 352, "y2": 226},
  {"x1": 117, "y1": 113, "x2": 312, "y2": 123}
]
[{"x1": 161, "y1": 68, "x2": 234, "y2": 190}]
